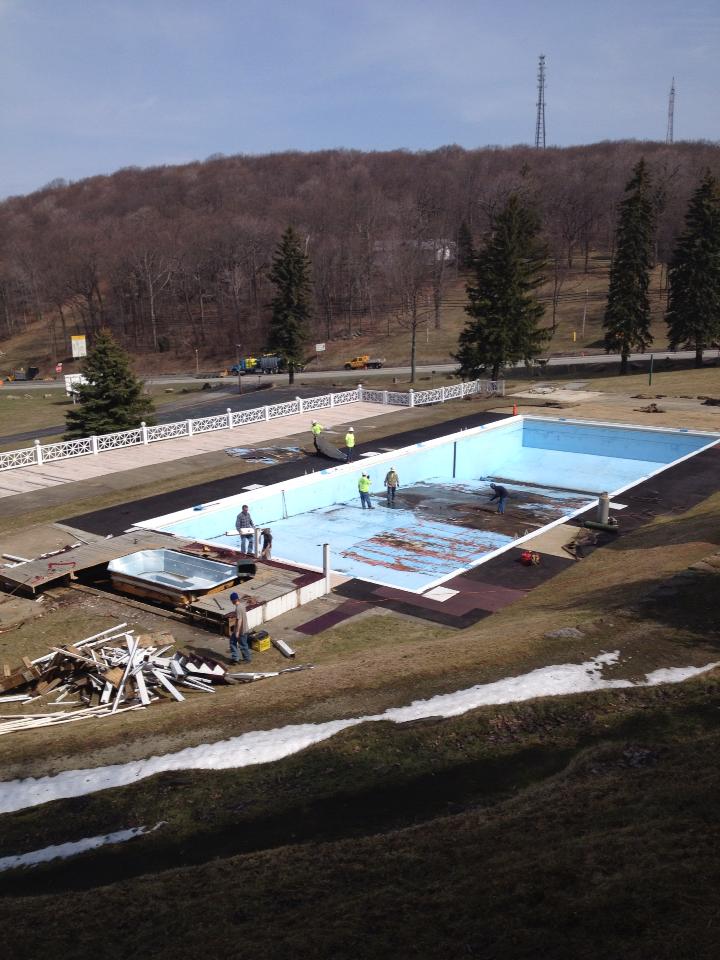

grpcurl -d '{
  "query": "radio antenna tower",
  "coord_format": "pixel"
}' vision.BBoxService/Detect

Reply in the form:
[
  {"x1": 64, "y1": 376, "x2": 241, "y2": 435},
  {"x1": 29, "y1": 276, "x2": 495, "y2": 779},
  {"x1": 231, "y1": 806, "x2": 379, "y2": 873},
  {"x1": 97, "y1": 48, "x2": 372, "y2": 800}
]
[
  {"x1": 666, "y1": 77, "x2": 675, "y2": 143},
  {"x1": 535, "y1": 54, "x2": 546, "y2": 149}
]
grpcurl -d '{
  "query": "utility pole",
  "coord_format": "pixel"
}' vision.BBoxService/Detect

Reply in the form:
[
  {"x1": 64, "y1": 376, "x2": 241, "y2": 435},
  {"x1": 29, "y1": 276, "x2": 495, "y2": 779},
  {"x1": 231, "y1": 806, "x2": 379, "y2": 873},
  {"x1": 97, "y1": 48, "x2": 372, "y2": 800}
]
[
  {"x1": 535, "y1": 54, "x2": 546, "y2": 149},
  {"x1": 666, "y1": 77, "x2": 675, "y2": 144}
]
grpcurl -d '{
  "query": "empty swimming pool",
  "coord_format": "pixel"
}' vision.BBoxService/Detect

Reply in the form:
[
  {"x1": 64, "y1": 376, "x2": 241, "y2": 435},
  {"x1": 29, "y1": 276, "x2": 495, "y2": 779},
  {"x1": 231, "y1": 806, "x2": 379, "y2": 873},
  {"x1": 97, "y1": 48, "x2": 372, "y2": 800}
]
[{"x1": 137, "y1": 416, "x2": 719, "y2": 593}]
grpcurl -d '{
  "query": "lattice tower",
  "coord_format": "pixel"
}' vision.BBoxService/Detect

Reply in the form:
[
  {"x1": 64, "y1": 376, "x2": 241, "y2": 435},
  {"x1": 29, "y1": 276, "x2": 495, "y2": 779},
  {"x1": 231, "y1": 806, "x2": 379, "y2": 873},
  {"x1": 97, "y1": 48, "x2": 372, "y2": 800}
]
[
  {"x1": 535, "y1": 54, "x2": 546, "y2": 149},
  {"x1": 666, "y1": 77, "x2": 675, "y2": 144}
]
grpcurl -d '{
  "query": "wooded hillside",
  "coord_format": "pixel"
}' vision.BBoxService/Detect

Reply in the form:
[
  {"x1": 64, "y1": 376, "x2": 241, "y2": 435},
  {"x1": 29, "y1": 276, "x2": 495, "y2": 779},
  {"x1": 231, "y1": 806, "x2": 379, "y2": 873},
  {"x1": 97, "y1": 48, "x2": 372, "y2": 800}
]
[{"x1": 1, "y1": 140, "x2": 718, "y2": 368}]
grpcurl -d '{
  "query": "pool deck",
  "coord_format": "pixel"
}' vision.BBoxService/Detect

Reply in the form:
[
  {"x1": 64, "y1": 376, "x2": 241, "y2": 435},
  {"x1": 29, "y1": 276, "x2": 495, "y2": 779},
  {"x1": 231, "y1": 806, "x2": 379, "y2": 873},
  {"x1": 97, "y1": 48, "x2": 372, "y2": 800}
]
[{"x1": 0, "y1": 401, "x2": 394, "y2": 499}]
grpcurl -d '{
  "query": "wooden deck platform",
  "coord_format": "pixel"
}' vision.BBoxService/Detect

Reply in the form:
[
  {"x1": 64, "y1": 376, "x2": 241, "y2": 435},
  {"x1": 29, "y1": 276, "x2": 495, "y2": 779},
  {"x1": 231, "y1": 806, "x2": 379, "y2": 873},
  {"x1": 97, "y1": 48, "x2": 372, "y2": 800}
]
[{"x1": 0, "y1": 530, "x2": 194, "y2": 594}]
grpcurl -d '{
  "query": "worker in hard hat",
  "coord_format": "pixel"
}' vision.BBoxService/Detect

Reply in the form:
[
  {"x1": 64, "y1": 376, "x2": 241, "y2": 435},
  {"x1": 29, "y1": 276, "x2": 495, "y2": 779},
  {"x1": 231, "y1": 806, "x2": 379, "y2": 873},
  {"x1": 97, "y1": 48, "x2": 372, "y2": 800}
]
[
  {"x1": 384, "y1": 467, "x2": 400, "y2": 507},
  {"x1": 358, "y1": 472, "x2": 373, "y2": 509},
  {"x1": 344, "y1": 426, "x2": 355, "y2": 462},
  {"x1": 311, "y1": 420, "x2": 323, "y2": 454}
]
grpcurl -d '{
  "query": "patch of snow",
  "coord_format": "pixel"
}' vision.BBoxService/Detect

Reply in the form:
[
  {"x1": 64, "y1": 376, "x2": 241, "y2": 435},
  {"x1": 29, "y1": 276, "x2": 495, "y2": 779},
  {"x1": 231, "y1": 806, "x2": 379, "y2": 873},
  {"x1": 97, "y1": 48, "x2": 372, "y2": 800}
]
[
  {"x1": 0, "y1": 653, "x2": 716, "y2": 815},
  {"x1": 0, "y1": 822, "x2": 165, "y2": 873}
]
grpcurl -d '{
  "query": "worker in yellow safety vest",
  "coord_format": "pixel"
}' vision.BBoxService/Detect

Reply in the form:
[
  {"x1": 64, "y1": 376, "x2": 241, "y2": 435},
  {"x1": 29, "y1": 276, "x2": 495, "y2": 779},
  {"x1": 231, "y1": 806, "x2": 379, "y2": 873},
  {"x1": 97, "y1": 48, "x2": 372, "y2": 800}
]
[
  {"x1": 344, "y1": 427, "x2": 355, "y2": 462},
  {"x1": 358, "y1": 472, "x2": 373, "y2": 509},
  {"x1": 311, "y1": 420, "x2": 323, "y2": 454}
]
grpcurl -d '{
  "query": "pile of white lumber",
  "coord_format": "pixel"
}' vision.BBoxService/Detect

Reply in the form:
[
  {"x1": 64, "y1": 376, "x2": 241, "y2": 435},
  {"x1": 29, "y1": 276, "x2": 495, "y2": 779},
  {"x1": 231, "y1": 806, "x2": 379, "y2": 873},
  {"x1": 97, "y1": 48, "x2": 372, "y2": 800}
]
[{"x1": 0, "y1": 623, "x2": 231, "y2": 736}]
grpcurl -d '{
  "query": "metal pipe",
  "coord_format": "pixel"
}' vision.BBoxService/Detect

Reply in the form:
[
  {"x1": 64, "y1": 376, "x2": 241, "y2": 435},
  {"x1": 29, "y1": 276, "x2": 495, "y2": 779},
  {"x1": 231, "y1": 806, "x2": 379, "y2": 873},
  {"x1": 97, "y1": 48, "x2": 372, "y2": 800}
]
[
  {"x1": 583, "y1": 519, "x2": 619, "y2": 533},
  {"x1": 597, "y1": 492, "x2": 610, "y2": 525},
  {"x1": 323, "y1": 543, "x2": 331, "y2": 592}
]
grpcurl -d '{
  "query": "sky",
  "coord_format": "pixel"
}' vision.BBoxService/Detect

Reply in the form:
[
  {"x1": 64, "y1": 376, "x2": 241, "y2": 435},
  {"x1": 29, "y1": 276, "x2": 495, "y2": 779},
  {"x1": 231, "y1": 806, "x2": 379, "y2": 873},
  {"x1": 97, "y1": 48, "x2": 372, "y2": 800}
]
[{"x1": 0, "y1": 0, "x2": 718, "y2": 198}]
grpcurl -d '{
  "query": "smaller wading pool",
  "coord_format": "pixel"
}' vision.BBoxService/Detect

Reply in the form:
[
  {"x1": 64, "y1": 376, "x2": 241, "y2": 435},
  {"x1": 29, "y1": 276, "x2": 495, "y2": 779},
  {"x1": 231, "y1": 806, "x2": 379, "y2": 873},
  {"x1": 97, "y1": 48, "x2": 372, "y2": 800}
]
[{"x1": 107, "y1": 550, "x2": 237, "y2": 604}]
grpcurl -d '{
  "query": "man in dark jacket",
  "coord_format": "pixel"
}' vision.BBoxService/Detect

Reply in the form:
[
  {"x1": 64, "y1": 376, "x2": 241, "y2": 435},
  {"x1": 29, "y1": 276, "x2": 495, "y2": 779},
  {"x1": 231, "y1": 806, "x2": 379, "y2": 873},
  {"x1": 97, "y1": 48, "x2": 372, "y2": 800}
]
[{"x1": 489, "y1": 482, "x2": 508, "y2": 515}]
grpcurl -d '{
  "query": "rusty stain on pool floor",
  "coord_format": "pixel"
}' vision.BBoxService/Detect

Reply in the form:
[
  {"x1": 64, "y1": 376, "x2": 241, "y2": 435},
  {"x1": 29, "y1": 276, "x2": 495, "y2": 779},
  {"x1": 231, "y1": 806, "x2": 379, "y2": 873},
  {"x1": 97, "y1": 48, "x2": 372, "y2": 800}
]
[{"x1": 217, "y1": 478, "x2": 591, "y2": 592}]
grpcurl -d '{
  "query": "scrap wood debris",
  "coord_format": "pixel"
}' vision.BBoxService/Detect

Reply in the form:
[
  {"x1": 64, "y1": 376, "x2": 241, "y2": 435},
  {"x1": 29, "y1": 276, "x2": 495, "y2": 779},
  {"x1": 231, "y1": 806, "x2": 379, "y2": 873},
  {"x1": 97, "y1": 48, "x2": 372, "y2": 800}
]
[{"x1": 0, "y1": 622, "x2": 310, "y2": 737}]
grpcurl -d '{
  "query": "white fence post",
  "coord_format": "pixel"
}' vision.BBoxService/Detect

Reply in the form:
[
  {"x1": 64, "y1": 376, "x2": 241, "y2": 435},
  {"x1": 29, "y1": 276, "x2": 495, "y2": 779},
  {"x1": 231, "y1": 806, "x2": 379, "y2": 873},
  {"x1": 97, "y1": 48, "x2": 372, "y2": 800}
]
[
  {"x1": 34, "y1": 439, "x2": 43, "y2": 465},
  {"x1": 441, "y1": 386, "x2": 446, "y2": 402},
  {"x1": 264, "y1": 405, "x2": 270, "y2": 422},
  {"x1": 91, "y1": 435, "x2": 98, "y2": 455},
  {"x1": 187, "y1": 418, "x2": 194, "y2": 437},
  {"x1": 383, "y1": 390, "x2": 389, "y2": 405},
  {"x1": 357, "y1": 382, "x2": 363, "y2": 399},
  {"x1": 226, "y1": 407, "x2": 233, "y2": 429},
  {"x1": 297, "y1": 396, "x2": 304, "y2": 413},
  {"x1": 141, "y1": 421, "x2": 148, "y2": 444},
  {"x1": 330, "y1": 393, "x2": 335, "y2": 408},
  {"x1": 408, "y1": 389, "x2": 415, "y2": 408}
]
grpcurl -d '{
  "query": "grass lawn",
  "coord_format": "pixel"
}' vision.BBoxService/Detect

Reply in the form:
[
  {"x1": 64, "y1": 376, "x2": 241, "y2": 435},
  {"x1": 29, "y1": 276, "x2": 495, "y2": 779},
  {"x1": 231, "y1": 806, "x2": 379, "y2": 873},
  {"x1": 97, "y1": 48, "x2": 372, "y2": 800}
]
[
  {"x1": 0, "y1": 384, "x2": 719, "y2": 958},
  {"x1": 1, "y1": 671, "x2": 719, "y2": 959},
  {"x1": 0, "y1": 381, "x2": 236, "y2": 451},
  {"x1": 585, "y1": 366, "x2": 720, "y2": 397}
]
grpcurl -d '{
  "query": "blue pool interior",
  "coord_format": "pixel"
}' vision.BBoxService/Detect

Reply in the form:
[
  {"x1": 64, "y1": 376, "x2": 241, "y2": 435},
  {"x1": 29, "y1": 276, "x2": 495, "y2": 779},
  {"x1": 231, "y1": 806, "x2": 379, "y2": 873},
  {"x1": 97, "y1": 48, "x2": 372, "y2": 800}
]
[{"x1": 140, "y1": 418, "x2": 718, "y2": 593}]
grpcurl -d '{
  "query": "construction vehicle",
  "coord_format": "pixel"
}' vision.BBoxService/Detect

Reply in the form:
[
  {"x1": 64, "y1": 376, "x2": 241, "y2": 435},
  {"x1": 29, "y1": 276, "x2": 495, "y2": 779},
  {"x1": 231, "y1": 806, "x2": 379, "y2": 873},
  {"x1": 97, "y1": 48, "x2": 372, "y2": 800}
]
[
  {"x1": 230, "y1": 356, "x2": 259, "y2": 375},
  {"x1": 7, "y1": 366, "x2": 40, "y2": 381},
  {"x1": 343, "y1": 355, "x2": 385, "y2": 370},
  {"x1": 230, "y1": 354, "x2": 293, "y2": 376}
]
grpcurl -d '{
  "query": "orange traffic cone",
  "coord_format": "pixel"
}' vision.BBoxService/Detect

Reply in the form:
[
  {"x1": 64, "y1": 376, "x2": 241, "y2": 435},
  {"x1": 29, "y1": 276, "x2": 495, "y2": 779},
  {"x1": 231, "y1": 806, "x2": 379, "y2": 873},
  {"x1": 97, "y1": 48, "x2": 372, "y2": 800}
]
[{"x1": 512, "y1": 401, "x2": 518, "y2": 416}]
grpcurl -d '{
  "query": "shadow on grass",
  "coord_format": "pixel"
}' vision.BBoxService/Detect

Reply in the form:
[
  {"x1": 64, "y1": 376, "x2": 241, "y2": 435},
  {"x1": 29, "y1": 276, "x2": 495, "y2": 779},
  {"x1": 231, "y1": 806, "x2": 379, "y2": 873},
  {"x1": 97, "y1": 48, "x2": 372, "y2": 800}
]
[
  {"x1": 5, "y1": 679, "x2": 720, "y2": 900},
  {"x1": 569, "y1": 568, "x2": 720, "y2": 644},
  {"x1": 0, "y1": 739, "x2": 577, "y2": 898},
  {"x1": 606, "y1": 506, "x2": 720, "y2": 553}
]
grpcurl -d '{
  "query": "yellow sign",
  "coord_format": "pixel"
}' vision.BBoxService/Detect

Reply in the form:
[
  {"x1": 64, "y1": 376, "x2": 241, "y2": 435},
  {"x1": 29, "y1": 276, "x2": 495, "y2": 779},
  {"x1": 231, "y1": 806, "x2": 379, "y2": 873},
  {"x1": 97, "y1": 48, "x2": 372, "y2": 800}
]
[{"x1": 71, "y1": 335, "x2": 87, "y2": 358}]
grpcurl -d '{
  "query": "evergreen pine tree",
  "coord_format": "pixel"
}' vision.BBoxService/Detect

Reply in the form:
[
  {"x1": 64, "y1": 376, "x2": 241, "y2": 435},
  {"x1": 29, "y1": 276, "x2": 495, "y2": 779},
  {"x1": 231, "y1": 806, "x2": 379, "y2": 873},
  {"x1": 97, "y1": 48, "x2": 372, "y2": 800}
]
[
  {"x1": 64, "y1": 329, "x2": 154, "y2": 439},
  {"x1": 267, "y1": 226, "x2": 312, "y2": 386},
  {"x1": 457, "y1": 220, "x2": 474, "y2": 270},
  {"x1": 603, "y1": 158, "x2": 655, "y2": 374},
  {"x1": 666, "y1": 170, "x2": 720, "y2": 367},
  {"x1": 455, "y1": 194, "x2": 549, "y2": 381}
]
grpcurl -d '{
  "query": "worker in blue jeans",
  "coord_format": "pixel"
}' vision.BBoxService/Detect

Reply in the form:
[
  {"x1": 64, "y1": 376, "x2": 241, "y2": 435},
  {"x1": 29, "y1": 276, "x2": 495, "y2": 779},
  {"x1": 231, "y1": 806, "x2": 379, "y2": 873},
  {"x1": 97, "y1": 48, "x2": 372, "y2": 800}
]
[
  {"x1": 235, "y1": 504, "x2": 255, "y2": 555},
  {"x1": 228, "y1": 591, "x2": 252, "y2": 663},
  {"x1": 358, "y1": 472, "x2": 373, "y2": 509},
  {"x1": 489, "y1": 482, "x2": 508, "y2": 515}
]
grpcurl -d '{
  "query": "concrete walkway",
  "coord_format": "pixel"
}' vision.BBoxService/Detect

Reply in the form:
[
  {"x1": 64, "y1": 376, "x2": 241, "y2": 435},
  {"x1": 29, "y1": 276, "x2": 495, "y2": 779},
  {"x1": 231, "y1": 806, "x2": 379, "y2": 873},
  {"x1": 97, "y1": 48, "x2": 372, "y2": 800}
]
[{"x1": 0, "y1": 403, "x2": 397, "y2": 500}]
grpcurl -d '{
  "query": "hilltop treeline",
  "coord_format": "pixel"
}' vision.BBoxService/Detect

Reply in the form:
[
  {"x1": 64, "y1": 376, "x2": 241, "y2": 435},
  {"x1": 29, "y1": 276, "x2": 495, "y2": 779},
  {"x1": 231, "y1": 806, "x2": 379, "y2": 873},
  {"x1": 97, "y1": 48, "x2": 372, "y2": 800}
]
[{"x1": 0, "y1": 140, "x2": 718, "y2": 362}]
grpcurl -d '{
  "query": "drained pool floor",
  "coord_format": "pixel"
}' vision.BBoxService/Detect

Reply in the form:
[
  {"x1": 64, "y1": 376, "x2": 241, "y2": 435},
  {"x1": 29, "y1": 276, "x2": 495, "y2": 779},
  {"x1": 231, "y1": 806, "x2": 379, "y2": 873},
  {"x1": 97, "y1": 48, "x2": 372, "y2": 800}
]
[{"x1": 215, "y1": 479, "x2": 590, "y2": 591}]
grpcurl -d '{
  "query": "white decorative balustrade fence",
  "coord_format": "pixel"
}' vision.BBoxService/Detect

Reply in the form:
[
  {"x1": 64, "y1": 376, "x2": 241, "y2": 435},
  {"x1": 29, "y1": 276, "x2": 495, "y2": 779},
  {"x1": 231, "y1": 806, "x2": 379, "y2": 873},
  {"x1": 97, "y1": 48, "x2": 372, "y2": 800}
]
[{"x1": 0, "y1": 379, "x2": 503, "y2": 472}]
